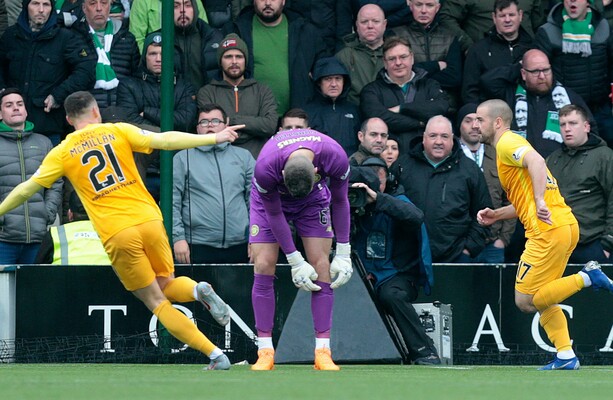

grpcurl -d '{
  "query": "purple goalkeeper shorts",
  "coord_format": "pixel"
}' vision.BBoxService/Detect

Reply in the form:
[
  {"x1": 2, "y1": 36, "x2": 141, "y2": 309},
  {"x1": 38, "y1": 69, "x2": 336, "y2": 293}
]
[{"x1": 249, "y1": 184, "x2": 333, "y2": 243}]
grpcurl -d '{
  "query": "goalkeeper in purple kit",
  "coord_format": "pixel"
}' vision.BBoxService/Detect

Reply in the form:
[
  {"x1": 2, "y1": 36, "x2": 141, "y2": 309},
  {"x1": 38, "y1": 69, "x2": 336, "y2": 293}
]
[{"x1": 248, "y1": 128, "x2": 352, "y2": 371}]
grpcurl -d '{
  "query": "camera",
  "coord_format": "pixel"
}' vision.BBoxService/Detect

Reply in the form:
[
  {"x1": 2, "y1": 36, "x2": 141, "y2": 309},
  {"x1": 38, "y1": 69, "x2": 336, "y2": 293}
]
[{"x1": 348, "y1": 186, "x2": 368, "y2": 209}]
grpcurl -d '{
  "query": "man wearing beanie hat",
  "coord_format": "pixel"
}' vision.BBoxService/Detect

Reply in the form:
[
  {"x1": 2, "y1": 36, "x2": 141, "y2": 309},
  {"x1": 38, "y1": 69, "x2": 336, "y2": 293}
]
[
  {"x1": 173, "y1": 0, "x2": 223, "y2": 88},
  {"x1": 0, "y1": 0, "x2": 95, "y2": 145},
  {"x1": 457, "y1": 103, "x2": 515, "y2": 264},
  {"x1": 197, "y1": 32, "x2": 277, "y2": 158}
]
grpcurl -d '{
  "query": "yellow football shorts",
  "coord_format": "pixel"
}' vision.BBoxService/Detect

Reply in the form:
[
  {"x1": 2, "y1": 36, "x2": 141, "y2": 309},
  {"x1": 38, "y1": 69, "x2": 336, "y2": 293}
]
[
  {"x1": 104, "y1": 219, "x2": 174, "y2": 291},
  {"x1": 515, "y1": 223, "x2": 579, "y2": 295}
]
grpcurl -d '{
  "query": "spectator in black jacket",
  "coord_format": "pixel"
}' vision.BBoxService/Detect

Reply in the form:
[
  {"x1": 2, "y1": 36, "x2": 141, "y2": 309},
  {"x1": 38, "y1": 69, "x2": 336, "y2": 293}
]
[
  {"x1": 116, "y1": 31, "x2": 197, "y2": 132},
  {"x1": 174, "y1": 0, "x2": 223, "y2": 88},
  {"x1": 394, "y1": 115, "x2": 492, "y2": 262},
  {"x1": 304, "y1": 57, "x2": 360, "y2": 156},
  {"x1": 462, "y1": 0, "x2": 534, "y2": 104},
  {"x1": 360, "y1": 35, "x2": 449, "y2": 152},
  {"x1": 0, "y1": 0, "x2": 96, "y2": 144},
  {"x1": 116, "y1": 32, "x2": 197, "y2": 199},
  {"x1": 232, "y1": 0, "x2": 328, "y2": 114},
  {"x1": 480, "y1": 49, "x2": 594, "y2": 157},
  {"x1": 392, "y1": 0, "x2": 464, "y2": 110},
  {"x1": 72, "y1": 0, "x2": 139, "y2": 113},
  {"x1": 285, "y1": 0, "x2": 345, "y2": 52}
]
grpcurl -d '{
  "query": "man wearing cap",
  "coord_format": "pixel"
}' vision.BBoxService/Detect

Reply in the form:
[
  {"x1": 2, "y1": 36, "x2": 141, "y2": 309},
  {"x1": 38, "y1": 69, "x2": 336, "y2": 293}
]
[
  {"x1": 304, "y1": 57, "x2": 361, "y2": 156},
  {"x1": 197, "y1": 33, "x2": 277, "y2": 158},
  {"x1": 233, "y1": 0, "x2": 328, "y2": 114},
  {"x1": 174, "y1": 0, "x2": 223, "y2": 88},
  {"x1": 117, "y1": 31, "x2": 197, "y2": 132},
  {"x1": 116, "y1": 31, "x2": 197, "y2": 199},
  {"x1": 0, "y1": 0, "x2": 96, "y2": 145}
]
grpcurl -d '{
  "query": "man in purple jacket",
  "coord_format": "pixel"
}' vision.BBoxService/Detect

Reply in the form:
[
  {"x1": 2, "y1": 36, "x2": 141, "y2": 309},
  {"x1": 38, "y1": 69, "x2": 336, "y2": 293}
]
[{"x1": 249, "y1": 128, "x2": 352, "y2": 371}]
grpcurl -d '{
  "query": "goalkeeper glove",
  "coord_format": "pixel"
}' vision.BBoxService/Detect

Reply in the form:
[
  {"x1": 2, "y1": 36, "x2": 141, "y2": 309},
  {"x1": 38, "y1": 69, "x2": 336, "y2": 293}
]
[
  {"x1": 287, "y1": 251, "x2": 321, "y2": 291},
  {"x1": 330, "y1": 243, "x2": 353, "y2": 289}
]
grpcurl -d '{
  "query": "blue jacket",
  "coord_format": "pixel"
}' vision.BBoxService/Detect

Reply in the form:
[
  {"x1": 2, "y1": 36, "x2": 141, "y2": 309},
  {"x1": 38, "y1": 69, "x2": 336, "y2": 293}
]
[{"x1": 352, "y1": 185, "x2": 433, "y2": 294}]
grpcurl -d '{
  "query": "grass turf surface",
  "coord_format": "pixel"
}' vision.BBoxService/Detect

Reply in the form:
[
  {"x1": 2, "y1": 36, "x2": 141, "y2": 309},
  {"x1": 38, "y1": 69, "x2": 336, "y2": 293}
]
[{"x1": 1, "y1": 364, "x2": 612, "y2": 400}]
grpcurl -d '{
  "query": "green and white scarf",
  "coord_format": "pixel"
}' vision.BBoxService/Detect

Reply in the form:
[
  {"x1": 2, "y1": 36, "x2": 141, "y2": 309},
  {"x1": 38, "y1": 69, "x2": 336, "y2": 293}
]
[
  {"x1": 562, "y1": 8, "x2": 594, "y2": 57},
  {"x1": 90, "y1": 21, "x2": 119, "y2": 90},
  {"x1": 514, "y1": 85, "x2": 568, "y2": 144}
]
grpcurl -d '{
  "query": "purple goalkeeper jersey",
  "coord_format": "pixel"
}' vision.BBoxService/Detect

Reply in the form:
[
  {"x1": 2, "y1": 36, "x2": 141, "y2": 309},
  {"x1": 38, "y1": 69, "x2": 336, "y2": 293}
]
[{"x1": 252, "y1": 129, "x2": 351, "y2": 254}]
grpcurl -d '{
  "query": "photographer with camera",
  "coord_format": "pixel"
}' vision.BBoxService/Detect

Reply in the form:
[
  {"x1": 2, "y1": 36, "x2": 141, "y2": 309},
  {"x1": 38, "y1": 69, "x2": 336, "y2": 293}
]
[{"x1": 351, "y1": 157, "x2": 441, "y2": 365}]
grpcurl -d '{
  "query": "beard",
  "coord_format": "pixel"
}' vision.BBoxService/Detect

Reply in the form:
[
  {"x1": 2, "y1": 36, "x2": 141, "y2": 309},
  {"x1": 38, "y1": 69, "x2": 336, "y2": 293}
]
[{"x1": 257, "y1": 8, "x2": 283, "y2": 24}]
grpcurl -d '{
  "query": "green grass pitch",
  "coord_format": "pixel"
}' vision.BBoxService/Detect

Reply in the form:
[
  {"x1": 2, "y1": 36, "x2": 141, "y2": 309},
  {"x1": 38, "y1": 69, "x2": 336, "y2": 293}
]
[{"x1": 1, "y1": 364, "x2": 612, "y2": 400}]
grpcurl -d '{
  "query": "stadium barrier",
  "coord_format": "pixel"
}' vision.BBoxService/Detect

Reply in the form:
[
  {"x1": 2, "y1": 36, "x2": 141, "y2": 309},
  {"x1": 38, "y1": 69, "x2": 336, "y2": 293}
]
[{"x1": 0, "y1": 263, "x2": 611, "y2": 365}]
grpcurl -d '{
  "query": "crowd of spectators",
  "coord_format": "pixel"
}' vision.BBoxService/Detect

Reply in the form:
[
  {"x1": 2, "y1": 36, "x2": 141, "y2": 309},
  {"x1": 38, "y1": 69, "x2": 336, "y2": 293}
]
[{"x1": 1, "y1": 0, "x2": 612, "y2": 268}]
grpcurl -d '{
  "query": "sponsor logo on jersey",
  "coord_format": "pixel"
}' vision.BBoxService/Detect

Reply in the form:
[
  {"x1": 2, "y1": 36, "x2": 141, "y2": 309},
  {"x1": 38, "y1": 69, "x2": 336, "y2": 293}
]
[
  {"x1": 512, "y1": 146, "x2": 529, "y2": 161},
  {"x1": 250, "y1": 225, "x2": 260, "y2": 236}
]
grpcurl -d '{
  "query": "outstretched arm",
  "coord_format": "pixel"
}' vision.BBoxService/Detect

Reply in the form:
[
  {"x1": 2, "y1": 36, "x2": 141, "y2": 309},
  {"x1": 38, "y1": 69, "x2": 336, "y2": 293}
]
[
  {"x1": 148, "y1": 124, "x2": 244, "y2": 151},
  {"x1": 0, "y1": 180, "x2": 45, "y2": 217}
]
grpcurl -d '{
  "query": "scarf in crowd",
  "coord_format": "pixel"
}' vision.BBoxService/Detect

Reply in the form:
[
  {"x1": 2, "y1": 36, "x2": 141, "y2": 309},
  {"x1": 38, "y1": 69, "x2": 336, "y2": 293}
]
[
  {"x1": 562, "y1": 7, "x2": 594, "y2": 57},
  {"x1": 90, "y1": 21, "x2": 119, "y2": 90},
  {"x1": 514, "y1": 85, "x2": 569, "y2": 144}
]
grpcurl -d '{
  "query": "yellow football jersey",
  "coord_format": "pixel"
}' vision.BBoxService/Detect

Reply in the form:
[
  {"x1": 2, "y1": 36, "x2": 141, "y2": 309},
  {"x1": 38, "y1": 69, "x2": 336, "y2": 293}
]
[
  {"x1": 32, "y1": 123, "x2": 161, "y2": 243},
  {"x1": 496, "y1": 130, "x2": 576, "y2": 237}
]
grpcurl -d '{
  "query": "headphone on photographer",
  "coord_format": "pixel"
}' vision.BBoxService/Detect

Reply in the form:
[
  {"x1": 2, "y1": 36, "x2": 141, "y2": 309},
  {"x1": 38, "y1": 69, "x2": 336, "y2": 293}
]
[{"x1": 360, "y1": 157, "x2": 397, "y2": 190}]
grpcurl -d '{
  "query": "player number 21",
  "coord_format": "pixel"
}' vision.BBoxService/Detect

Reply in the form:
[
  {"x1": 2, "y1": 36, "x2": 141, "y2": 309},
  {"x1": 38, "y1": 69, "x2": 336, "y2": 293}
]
[{"x1": 82, "y1": 143, "x2": 126, "y2": 192}]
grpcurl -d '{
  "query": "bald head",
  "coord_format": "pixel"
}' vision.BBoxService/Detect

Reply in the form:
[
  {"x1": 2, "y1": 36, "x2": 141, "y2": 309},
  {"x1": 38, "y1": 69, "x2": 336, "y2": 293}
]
[
  {"x1": 423, "y1": 115, "x2": 454, "y2": 162},
  {"x1": 356, "y1": 4, "x2": 387, "y2": 49},
  {"x1": 521, "y1": 49, "x2": 553, "y2": 95},
  {"x1": 478, "y1": 99, "x2": 513, "y2": 126},
  {"x1": 476, "y1": 99, "x2": 513, "y2": 145}
]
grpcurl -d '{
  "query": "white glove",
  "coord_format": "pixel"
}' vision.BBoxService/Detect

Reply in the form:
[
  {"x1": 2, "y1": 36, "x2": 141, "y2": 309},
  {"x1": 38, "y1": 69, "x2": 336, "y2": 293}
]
[
  {"x1": 330, "y1": 243, "x2": 353, "y2": 289},
  {"x1": 287, "y1": 251, "x2": 321, "y2": 291}
]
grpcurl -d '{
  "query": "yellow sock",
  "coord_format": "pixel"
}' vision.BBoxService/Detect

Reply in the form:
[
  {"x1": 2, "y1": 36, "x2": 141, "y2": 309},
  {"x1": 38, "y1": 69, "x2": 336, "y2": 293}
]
[
  {"x1": 153, "y1": 300, "x2": 216, "y2": 356},
  {"x1": 163, "y1": 276, "x2": 197, "y2": 303},
  {"x1": 533, "y1": 275, "x2": 583, "y2": 311},
  {"x1": 539, "y1": 305, "x2": 572, "y2": 352}
]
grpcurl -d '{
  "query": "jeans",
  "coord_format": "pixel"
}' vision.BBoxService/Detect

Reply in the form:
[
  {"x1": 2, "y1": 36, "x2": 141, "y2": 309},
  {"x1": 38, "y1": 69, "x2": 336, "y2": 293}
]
[{"x1": 0, "y1": 241, "x2": 41, "y2": 265}]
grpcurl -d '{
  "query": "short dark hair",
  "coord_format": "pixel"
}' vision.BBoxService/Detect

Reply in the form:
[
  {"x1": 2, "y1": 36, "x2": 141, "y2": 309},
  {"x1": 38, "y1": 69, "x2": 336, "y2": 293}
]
[
  {"x1": 281, "y1": 108, "x2": 309, "y2": 127},
  {"x1": 283, "y1": 156, "x2": 315, "y2": 198},
  {"x1": 0, "y1": 88, "x2": 24, "y2": 107},
  {"x1": 494, "y1": 0, "x2": 519, "y2": 13},
  {"x1": 199, "y1": 103, "x2": 228, "y2": 121},
  {"x1": 64, "y1": 91, "x2": 96, "y2": 120},
  {"x1": 383, "y1": 35, "x2": 412, "y2": 55},
  {"x1": 559, "y1": 104, "x2": 589, "y2": 121}
]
